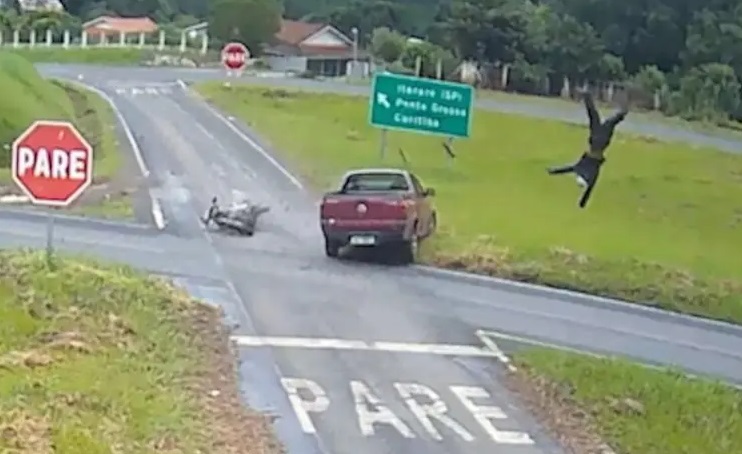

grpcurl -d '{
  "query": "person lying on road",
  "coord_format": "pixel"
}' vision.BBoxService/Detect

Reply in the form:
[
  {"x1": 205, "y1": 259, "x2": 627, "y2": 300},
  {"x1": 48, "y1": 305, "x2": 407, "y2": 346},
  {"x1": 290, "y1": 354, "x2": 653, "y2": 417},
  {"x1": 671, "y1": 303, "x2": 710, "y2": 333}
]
[{"x1": 547, "y1": 90, "x2": 628, "y2": 208}]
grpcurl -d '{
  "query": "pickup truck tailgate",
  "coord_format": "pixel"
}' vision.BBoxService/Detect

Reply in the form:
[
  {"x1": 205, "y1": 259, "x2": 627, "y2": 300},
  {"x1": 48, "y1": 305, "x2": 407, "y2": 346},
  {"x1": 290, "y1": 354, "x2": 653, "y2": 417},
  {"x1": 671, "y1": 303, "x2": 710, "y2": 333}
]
[{"x1": 321, "y1": 194, "x2": 409, "y2": 225}]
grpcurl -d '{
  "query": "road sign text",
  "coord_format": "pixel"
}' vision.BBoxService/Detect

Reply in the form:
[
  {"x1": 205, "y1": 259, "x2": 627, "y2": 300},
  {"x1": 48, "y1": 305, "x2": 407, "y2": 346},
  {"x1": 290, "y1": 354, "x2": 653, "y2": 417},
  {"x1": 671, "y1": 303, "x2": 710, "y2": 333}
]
[
  {"x1": 16, "y1": 147, "x2": 87, "y2": 179},
  {"x1": 11, "y1": 120, "x2": 93, "y2": 206},
  {"x1": 369, "y1": 73, "x2": 474, "y2": 138}
]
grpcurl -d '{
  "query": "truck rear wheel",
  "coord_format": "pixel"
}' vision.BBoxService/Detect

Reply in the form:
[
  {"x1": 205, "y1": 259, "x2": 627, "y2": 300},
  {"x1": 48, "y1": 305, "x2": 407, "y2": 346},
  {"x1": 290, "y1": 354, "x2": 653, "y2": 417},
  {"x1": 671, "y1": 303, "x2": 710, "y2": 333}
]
[{"x1": 325, "y1": 238, "x2": 341, "y2": 258}]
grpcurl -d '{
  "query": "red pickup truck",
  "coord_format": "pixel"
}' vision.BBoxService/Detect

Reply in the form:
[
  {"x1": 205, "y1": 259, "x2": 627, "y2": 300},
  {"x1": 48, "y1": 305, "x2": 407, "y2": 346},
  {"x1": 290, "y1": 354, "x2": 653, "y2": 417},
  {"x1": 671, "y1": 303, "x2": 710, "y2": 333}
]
[{"x1": 319, "y1": 168, "x2": 437, "y2": 263}]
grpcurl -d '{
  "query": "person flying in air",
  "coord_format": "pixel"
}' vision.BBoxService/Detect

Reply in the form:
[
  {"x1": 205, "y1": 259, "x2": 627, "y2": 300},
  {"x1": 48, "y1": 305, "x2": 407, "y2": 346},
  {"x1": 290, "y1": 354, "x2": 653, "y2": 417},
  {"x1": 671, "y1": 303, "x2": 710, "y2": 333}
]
[{"x1": 547, "y1": 90, "x2": 629, "y2": 208}]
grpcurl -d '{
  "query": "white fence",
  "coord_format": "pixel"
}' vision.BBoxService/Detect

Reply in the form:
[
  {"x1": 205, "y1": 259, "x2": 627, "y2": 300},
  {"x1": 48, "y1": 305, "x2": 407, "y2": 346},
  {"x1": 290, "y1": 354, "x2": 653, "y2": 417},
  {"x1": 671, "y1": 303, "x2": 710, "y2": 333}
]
[{"x1": 0, "y1": 29, "x2": 210, "y2": 54}]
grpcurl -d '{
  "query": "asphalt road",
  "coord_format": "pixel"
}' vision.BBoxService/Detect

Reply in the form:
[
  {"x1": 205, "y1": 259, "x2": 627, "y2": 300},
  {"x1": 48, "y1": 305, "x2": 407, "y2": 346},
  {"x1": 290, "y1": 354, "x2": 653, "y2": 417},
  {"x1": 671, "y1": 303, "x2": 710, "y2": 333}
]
[{"x1": 5, "y1": 65, "x2": 739, "y2": 453}]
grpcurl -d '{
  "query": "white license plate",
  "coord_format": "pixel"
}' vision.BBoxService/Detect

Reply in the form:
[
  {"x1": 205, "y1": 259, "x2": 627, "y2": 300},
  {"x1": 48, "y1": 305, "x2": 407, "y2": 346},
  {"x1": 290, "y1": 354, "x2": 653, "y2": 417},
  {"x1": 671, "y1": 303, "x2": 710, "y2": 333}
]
[{"x1": 350, "y1": 235, "x2": 376, "y2": 246}]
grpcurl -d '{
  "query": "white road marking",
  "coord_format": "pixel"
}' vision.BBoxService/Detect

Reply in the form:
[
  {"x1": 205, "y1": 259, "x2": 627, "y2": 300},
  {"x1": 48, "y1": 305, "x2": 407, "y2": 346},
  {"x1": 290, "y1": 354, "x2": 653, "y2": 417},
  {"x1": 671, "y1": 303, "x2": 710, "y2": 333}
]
[
  {"x1": 350, "y1": 380, "x2": 413, "y2": 437},
  {"x1": 280, "y1": 377, "x2": 329, "y2": 434},
  {"x1": 395, "y1": 382, "x2": 474, "y2": 441},
  {"x1": 475, "y1": 329, "x2": 517, "y2": 371},
  {"x1": 52, "y1": 80, "x2": 164, "y2": 230},
  {"x1": 231, "y1": 335, "x2": 499, "y2": 357},
  {"x1": 178, "y1": 79, "x2": 304, "y2": 190},
  {"x1": 279, "y1": 377, "x2": 535, "y2": 443},
  {"x1": 451, "y1": 386, "x2": 534, "y2": 444}
]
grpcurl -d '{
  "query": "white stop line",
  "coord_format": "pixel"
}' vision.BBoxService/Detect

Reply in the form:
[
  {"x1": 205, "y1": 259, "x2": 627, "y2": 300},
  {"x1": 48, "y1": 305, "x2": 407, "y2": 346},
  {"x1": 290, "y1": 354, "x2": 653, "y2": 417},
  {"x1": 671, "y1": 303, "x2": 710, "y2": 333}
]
[{"x1": 231, "y1": 335, "x2": 500, "y2": 357}]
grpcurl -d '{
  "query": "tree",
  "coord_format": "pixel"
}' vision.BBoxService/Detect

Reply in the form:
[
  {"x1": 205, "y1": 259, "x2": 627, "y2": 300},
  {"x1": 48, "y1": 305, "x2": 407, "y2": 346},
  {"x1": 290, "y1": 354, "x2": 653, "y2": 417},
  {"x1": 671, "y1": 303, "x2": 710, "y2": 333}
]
[
  {"x1": 400, "y1": 40, "x2": 457, "y2": 78},
  {"x1": 629, "y1": 65, "x2": 669, "y2": 109},
  {"x1": 672, "y1": 63, "x2": 741, "y2": 121},
  {"x1": 208, "y1": 0, "x2": 281, "y2": 53},
  {"x1": 433, "y1": 0, "x2": 530, "y2": 63},
  {"x1": 370, "y1": 27, "x2": 405, "y2": 63}
]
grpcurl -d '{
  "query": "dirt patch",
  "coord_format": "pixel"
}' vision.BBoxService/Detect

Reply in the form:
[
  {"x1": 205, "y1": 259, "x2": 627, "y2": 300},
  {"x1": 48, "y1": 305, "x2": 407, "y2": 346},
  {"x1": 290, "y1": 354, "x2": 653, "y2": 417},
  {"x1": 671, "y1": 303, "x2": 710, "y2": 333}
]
[
  {"x1": 503, "y1": 368, "x2": 616, "y2": 454},
  {"x1": 0, "y1": 410, "x2": 53, "y2": 453}
]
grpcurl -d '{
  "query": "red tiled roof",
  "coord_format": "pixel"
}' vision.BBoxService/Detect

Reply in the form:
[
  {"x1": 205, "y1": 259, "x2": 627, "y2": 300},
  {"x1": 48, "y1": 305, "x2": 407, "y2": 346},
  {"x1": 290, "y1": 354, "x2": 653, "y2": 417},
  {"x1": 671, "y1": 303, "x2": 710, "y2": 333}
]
[
  {"x1": 83, "y1": 16, "x2": 158, "y2": 34},
  {"x1": 275, "y1": 19, "x2": 324, "y2": 45}
]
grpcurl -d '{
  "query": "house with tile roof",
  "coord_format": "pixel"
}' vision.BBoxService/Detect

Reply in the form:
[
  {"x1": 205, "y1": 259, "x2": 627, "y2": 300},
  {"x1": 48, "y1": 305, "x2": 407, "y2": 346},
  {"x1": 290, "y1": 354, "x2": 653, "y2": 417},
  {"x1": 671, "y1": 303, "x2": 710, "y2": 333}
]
[
  {"x1": 264, "y1": 19, "x2": 368, "y2": 76},
  {"x1": 83, "y1": 16, "x2": 158, "y2": 42}
]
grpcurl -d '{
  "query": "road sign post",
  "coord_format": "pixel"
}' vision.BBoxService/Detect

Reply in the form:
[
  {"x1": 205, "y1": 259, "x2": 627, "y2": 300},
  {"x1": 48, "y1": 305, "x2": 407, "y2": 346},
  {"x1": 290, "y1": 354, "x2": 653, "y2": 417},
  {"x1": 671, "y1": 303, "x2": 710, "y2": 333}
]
[
  {"x1": 221, "y1": 41, "x2": 250, "y2": 86},
  {"x1": 11, "y1": 120, "x2": 94, "y2": 266},
  {"x1": 369, "y1": 72, "x2": 474, "y2": 161}
]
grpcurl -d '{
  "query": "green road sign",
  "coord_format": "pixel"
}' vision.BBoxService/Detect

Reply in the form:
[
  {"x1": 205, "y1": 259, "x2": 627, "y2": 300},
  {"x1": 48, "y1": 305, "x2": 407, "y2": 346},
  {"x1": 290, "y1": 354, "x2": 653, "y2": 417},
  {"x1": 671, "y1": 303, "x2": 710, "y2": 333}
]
[{"x1": 369, "y1": 72, "x2": 474, "y2": 138}]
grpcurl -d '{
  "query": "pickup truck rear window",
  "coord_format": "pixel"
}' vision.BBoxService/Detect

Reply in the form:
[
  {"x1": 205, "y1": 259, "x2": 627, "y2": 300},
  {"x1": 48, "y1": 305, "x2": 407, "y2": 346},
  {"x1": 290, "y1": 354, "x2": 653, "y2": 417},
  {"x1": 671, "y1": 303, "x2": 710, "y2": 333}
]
[{"x1": 342, "y1": 173, "x2": 410, "y2": 192}]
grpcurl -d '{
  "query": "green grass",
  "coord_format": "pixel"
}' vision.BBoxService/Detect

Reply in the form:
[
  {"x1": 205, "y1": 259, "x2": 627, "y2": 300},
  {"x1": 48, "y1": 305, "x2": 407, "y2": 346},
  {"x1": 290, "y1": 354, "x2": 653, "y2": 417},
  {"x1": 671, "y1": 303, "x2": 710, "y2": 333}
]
[
  {"x1": 515, "y1": 348, "x2": 742, "y2": 454},
  {"x1": 0, "y1": 52, "x2": 133, "y2": 219},
  {"x1": 0, "y1": 52, "x2": 73, "y2": 160},
  {"x1": 3, "y1": 47, "x2": 147, "y2": 64},
  {"x1": 194, "y1": 82, "x2": 742, "y2": 323},
  {"x1": 0, "y1": 250, "x2": 277, "y2": 452}
]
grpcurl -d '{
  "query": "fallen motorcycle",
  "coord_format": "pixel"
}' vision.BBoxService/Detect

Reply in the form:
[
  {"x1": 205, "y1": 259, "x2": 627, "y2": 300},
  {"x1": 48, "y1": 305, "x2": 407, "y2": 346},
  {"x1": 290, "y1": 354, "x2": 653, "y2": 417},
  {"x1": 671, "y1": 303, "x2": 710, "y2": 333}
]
[{"x1": 201, "y1": 196, "x2": 270, "y2": 236}]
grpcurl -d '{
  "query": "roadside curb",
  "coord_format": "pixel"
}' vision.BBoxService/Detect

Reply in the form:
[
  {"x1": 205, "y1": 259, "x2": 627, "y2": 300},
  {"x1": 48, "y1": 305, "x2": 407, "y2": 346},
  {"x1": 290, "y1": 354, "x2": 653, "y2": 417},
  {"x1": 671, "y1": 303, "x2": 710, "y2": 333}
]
[
  {"x1": 414, "y1": 265, "x2": 742, "y2": 337},
  {"x1": 0, "y1": 205, "x2": 153, "y2": 233}
]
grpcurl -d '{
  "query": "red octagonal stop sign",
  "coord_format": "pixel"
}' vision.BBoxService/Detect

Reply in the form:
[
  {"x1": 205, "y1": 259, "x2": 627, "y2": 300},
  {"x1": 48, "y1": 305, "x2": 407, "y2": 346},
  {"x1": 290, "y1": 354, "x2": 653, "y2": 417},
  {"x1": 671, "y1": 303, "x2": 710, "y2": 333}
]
[
  {"x1": 222, "y1": 41, "x2": 250, "y2": 71},
  {"x1": 11, "y1": 120, "x2": 93, "y2": 206}
]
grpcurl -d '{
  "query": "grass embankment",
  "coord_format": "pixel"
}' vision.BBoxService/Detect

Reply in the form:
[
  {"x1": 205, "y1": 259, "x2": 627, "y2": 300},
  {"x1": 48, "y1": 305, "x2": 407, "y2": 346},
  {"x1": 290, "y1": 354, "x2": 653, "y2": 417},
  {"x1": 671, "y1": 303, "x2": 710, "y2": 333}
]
[
  {"x1": 0, "y1": 250, "x2": 281, "y2": 452},
  {"x1": 511, "y1": 349, "x2": 742, "y2": 454},
  {"x1": 5, "y1": 47, "x2": 147, "y2": 64},
  {"x1": 0, "y1": 51, "x2": 134, "y2": 219},
  {"x1": 194, "y1": 83, "x2": 742, "y2": 323}
]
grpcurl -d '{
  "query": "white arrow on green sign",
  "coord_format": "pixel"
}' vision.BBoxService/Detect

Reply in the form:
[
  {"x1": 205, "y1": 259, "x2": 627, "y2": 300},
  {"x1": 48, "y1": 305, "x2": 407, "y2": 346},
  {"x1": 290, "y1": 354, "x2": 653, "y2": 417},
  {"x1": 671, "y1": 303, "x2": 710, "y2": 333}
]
[{"x1": 368, "y1": 72, "x2": 474, "y2": 138}]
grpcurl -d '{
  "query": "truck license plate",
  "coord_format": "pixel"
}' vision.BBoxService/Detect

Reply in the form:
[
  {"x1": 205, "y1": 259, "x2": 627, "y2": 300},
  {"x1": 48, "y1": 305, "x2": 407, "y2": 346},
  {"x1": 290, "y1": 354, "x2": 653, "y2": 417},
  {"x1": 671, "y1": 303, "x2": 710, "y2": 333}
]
[{"x1": 350, "y1": 235, "x2": 375, "y2": 245}]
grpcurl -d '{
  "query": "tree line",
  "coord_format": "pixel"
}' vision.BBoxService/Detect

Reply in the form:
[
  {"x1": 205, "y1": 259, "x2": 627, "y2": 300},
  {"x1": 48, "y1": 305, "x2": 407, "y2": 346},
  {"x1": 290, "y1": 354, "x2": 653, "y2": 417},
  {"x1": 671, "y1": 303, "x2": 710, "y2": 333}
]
[
  {"x1": 2, "y1": 0, "x2": 740, "y2": 123},
  {"x1": 308, "y1": 0, "x2": 742, "y2": 124}
]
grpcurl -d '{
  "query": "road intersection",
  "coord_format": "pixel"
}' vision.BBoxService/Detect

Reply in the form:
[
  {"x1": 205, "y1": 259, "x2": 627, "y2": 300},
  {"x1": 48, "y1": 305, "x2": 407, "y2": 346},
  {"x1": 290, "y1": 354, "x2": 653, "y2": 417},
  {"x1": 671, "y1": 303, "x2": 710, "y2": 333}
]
[{"x1": 1, "y1": 64, "x2": 740, "y2": 453}]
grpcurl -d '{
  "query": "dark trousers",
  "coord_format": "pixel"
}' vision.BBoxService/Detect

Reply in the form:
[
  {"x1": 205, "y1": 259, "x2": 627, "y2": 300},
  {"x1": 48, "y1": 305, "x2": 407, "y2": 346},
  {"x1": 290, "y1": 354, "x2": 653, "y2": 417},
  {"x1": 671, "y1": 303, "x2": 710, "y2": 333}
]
[{"x1": 548, "y1": 153, "x2": 605, "y2": 208}]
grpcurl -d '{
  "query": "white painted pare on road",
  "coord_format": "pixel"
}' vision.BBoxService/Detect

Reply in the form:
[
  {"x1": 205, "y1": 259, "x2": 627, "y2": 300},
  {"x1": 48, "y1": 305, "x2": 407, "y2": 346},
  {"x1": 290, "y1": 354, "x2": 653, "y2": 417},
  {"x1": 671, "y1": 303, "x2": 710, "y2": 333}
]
[
  {"x1": 231, "y1": 335, "x2": 500, "y2": 357},
  {"x1": 280, "y1": 377, "x2": 535, "y2": 444}
]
